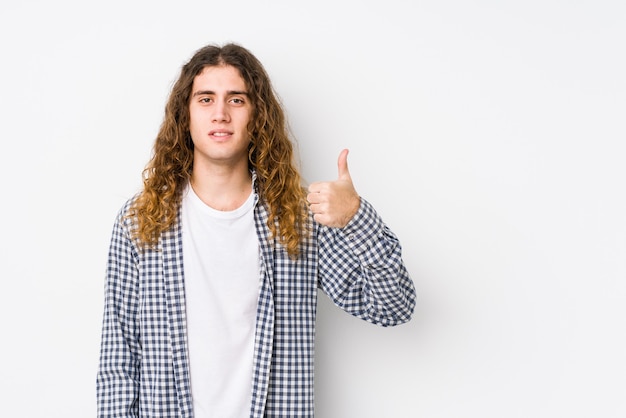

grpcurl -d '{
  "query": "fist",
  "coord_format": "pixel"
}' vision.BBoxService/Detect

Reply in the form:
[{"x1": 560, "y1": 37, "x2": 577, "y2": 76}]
[{"x1": 307, "y1": 149, "x2": 360, "y2": 228}]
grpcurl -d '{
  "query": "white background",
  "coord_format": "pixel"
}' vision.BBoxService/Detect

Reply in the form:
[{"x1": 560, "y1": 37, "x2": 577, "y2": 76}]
[{"x1": 1, "y1": 0, "x2": 625, "y2": 416}]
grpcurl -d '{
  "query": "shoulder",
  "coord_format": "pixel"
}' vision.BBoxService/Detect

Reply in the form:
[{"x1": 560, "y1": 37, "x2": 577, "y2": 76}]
[{"x1": 113, "y1": 193, "x2": 142, "y2": 226}]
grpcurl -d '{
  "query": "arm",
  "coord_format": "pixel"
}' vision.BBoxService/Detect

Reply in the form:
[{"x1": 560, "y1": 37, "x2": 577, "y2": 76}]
[
  {"x1": 316, "y1": 198, "x2": 416, "y2": 326},
  {"x1": 308, "y1": 149, "x2": 415, "y2": 326},
  {"x1": 96, "y1": 207, "x2": 141, "y2": 417}
]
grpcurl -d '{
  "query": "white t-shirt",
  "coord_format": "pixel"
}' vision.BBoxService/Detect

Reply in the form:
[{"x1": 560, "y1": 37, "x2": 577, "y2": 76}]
[{"x1": 181, "y1": 184, "x2": 259, "y2": 418}]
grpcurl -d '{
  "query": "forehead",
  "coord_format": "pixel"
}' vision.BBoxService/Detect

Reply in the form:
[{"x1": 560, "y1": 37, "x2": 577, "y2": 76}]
[{"x1": 192, "y1": 65, "x2": 247, "y2": 91}]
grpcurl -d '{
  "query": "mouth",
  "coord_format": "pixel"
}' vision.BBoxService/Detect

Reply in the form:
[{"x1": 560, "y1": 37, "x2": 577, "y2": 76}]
[{"x1": 209, "y1": 130, "x2": 233, "y2": 140}]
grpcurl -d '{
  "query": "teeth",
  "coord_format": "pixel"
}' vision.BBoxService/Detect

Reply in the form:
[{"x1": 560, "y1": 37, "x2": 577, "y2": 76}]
[{"x1": 213, "y1": 132, "x2": 229, "y2": 136}]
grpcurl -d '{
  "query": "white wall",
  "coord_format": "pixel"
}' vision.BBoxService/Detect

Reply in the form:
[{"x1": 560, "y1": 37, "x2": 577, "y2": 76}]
[{"x1": 1, "y1": 0, "x2": 624, "y2": 416}]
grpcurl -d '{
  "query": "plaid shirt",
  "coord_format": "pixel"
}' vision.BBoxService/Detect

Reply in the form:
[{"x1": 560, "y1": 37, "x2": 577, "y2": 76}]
[{"x1": 97, "y1": 191, "x2": 416, "y2": 417}]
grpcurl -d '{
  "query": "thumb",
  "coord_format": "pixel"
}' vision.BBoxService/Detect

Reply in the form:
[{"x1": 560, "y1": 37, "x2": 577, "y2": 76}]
[{"x1": 337, "y1": 148, "x2": 351, "y2": 180}]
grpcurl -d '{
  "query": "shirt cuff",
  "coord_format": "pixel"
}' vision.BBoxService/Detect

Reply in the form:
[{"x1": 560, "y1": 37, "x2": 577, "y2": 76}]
[{"x1": 340, "y1": 198, "x2": 385, "y2": 256}]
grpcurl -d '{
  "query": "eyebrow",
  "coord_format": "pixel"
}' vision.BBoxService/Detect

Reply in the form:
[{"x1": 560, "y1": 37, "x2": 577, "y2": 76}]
[{"x1": 192, "y1": 90, "x2": 249, "y2": 97}]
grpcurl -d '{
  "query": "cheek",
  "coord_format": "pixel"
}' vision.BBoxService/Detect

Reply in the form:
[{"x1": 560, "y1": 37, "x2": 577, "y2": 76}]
[
  {"x1": 188, "y1": 109, "x2": 205, "y2": 131},
  {"x1": 188, "y1": 115, "x2": 203, "y2": 143},
  {"x1": 241, "y1": 110, "x2": 253, "y2": 132}
]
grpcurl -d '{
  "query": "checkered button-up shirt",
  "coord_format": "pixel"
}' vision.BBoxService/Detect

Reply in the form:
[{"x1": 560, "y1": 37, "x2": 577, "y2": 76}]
[{"x1": 97, "y1": 192, "x2": 416, "y2": 417}]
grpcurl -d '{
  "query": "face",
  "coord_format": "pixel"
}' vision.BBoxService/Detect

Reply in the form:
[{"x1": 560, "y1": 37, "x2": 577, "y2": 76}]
[{"x1": 188, "y1": 65, "x2": 252, "y2": 170}]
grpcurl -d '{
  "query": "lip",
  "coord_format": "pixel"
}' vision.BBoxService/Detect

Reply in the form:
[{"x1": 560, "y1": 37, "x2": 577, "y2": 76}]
[{"x1": 208, "y1": 129, "x2": 233, "y2": 141}]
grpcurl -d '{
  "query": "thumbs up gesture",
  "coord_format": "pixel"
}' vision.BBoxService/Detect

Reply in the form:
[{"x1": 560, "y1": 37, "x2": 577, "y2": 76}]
[{"x1": 307, "y1": 149, "x2": 361, "y2": 228}]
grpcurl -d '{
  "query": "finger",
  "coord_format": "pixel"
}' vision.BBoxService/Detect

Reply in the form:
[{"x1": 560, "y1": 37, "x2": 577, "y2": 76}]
[
  {"x1": 313, "y1": 212, "x2": 329, "y2": 225},
  {"x1": 308, "y1": 182, "x2": 324, "y2": 193},
  {"x1": 337, "y1": 148, "x2": 351, "y2": 181},
  {"x1": 307, "y1": 192, "x2": 322, "y2": 204},
  {"x1": 309, "y1": 202, "x2": 320, "y2": 213}
]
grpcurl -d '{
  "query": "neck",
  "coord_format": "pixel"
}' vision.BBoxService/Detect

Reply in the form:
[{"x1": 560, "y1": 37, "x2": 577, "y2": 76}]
[{"x1": 190, "y1": 162, "x2": 252, "y2": 211}]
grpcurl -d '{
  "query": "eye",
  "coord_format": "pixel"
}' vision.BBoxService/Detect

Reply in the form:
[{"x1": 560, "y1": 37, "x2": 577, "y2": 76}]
[
  {"x1": 230, "y1": 97, "x2": 245, "y2": 105},
  {"x1": 199, "y1": 97, "x2": 212, "y2": 103}
]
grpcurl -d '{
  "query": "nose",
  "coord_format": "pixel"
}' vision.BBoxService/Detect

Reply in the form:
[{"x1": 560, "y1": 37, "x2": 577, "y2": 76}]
[{"x1": 211, "y1": 100, "x2": 230, "y2": 123}]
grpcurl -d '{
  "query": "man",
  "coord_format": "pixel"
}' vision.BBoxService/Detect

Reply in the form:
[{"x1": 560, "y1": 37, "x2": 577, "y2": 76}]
[{"x1": 97, "y1": 43, "x2": 416, "y2": 418}]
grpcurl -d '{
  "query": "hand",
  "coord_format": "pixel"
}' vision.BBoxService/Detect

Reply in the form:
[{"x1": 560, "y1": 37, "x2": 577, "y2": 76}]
[{"x1": 307, "y1": 149, "x2": 361, "y2": 228}]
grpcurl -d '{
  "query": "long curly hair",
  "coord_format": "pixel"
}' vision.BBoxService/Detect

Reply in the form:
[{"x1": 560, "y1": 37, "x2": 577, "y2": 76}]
[{"x1": 127, "y1": 43, "x2": 309, "y2": 257}]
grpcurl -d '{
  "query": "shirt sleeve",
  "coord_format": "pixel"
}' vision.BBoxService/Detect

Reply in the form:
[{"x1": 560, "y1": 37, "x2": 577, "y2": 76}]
[
  {"x1": 96, "y1": 207, "x2": 141, "y2": 417},
  {"x1": 316, "y1": 198, "x2": 417, "y2": 327}
]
